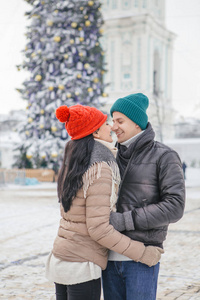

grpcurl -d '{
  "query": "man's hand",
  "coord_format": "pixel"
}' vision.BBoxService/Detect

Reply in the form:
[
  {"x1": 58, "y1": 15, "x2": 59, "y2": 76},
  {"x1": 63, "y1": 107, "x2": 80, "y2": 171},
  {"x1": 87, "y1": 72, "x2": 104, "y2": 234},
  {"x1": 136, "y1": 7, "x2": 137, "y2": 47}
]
[{"x1": 110, "y1": 211, "x2": 135, "y2": 232}]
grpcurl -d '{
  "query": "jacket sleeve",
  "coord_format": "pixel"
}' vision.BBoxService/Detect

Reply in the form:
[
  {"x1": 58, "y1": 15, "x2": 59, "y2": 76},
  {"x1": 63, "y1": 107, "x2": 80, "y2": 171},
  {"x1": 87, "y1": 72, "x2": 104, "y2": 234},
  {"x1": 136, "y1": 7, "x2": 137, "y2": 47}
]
[
  {"x1": 133, "y1": 151, "x2": 186, "y2": 230},
  {"x1": 85, "y1": 162, "x2": 145, "y2": 261}
]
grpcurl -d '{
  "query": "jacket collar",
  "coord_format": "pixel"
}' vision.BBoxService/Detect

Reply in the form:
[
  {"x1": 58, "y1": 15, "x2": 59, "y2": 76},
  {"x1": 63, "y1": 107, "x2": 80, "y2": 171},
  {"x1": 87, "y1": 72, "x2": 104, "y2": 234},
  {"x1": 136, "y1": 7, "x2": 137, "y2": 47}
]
[{"x1": 117, "y1": 122, "x2": 155, "y2": 158}]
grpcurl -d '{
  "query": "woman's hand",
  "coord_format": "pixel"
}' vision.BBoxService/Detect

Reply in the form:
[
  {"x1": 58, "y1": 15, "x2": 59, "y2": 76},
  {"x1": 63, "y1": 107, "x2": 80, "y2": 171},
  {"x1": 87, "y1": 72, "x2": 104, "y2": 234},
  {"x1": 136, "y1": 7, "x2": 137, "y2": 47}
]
[{"x1": 139, "y1": 246, "x2": 164, "y2": 267}]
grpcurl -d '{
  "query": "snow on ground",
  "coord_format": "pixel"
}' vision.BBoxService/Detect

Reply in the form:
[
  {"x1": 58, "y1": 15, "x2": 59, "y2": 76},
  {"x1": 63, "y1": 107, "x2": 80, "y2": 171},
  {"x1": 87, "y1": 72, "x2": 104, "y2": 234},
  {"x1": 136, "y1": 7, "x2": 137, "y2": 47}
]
[
  {"x1": 0, "y1": 168, "x2": 199, "y2": 299},
  {"x1": 185, "y1": 167, "x2": 200, "y2": 188}
]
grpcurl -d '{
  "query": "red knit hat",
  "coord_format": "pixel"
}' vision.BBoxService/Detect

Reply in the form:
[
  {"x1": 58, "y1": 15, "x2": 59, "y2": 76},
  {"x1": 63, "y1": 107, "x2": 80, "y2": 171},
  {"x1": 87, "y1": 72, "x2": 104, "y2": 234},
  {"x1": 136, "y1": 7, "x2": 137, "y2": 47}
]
[{"x1": 55, "y1": 105, "x2": 107, "y2": 140}]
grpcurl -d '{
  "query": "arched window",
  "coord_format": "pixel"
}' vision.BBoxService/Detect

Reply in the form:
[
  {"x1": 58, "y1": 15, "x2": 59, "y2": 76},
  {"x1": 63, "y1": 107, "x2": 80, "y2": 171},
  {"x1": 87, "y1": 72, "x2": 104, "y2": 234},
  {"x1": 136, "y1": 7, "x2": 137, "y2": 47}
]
[{"x1": 153, "y1": 50, "x2": 160, "y2": 96}]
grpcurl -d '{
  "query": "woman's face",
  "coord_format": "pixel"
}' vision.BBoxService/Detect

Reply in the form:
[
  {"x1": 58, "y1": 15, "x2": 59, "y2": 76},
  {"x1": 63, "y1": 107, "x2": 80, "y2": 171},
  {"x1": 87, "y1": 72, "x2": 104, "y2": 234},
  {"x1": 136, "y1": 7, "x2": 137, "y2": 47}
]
[{"x1": 93, "y1": 121, "x2": 113, "y2": 142}]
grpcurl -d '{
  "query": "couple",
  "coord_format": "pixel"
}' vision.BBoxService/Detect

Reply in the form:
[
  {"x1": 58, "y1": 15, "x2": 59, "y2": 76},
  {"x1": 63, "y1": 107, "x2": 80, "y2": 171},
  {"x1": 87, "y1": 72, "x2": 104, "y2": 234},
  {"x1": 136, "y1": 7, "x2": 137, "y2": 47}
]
[{"x1": 46, "y1": 93, "x2": 185, "y2": 300}]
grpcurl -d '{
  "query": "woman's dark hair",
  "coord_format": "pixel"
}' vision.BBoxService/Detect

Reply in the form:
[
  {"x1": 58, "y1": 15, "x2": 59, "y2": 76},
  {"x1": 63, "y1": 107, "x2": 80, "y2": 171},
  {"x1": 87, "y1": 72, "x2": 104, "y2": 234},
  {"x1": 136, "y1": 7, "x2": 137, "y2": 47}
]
[{"x1": 57, "y1": 134, "x2": 95, "y2": 212}]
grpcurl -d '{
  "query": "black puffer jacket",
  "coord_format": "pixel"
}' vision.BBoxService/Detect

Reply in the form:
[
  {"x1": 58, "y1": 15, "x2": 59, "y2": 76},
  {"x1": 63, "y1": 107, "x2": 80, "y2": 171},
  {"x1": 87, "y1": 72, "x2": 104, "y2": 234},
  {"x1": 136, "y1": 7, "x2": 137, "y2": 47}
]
[{"x1": 116, "y1": 123, "x2": 185, "y2": 248}]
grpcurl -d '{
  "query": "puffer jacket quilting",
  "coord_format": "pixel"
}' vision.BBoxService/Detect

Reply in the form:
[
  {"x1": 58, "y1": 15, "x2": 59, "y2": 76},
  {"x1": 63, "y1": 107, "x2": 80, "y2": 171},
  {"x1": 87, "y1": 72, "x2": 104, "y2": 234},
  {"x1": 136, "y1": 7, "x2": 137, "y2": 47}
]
[
  {"x1": 117, "y1": 123, "x2": 185, "y2": 247},
  {"x1": 52, "y1": 162, "x2": 146, "y2": 269}
]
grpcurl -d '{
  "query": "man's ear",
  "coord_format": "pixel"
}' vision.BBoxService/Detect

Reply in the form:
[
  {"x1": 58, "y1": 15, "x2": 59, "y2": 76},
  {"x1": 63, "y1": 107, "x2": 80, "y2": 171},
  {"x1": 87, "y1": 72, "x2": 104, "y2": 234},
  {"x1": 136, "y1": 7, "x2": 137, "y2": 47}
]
[{"x1": 135, "y1": 124, "x2": 142, "y2": 132}]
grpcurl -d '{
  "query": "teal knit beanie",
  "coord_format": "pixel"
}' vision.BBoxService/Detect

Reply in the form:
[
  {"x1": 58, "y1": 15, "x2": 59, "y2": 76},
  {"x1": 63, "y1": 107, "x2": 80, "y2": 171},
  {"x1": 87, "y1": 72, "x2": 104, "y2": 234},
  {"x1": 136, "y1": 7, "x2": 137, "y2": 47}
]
[{"x1": 110, "y1": 93, "x2": 149, "y2": 130}]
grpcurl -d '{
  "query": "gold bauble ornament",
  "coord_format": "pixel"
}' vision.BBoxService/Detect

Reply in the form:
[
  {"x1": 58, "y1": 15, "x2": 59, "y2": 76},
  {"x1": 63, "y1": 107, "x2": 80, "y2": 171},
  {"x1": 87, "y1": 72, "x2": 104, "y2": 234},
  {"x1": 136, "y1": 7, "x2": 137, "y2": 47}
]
[
  {"x1": 51, "y1": 126, "x2": 57, "y2": 132},
  {"x1": 101, "y1": 70, "x2": 105, "y2": 75},
  {"x1": 28, "y1": 117, "x2": 33, "y2": 123},
  {"x1": 41, "y1": 153, "x2": 46, "y2": 159},
  {"x1": 47, "y1": 20, "x2": 53, "y2": 26},
  {"x1": 54, "y1": 9, "x2": 59, "y2": 13},
  {"x1": 25, "y1": 46, "x2": 28, "y2": 51},
  {"x1": 77, "y1": 74, "x2": 82, "y2": 79},
  {"x1": 25, "y1": 131, "x2": 29, "y2": 136},
  {"x1": 71, "y1": 22, "x2": 77, "y2": 28},
  {"x1": 41, "y1": 1, "x2": 45, "y2": 4},
  {"x1": 84, "y1": 15, "x2": 88, "y2": 19},
  {"x1": 70, "y1": 39, "x2": 75, "y2": 44},
  {"x1": 95, "y1": 42, "x2": 99, "y2": 46},
  {"x1": 85, "y1": 20, "x2": 91, "y2": 27},
  {"x1": 84, "y1": 63, "x2": 90, "y2": 69},
  {"x1": 51, "y1": 152, "x2": 58, "y2": 158},
  {"x1": 78, "y1": 27, "x2": 82, "y2": 31},
  {"x1": 79, "y1": 37, "x2": 84, "y2": 42},
  {"x1": 35, "y1": 74, "x2": 42, "y2": 81},
  {"x1": 88, "y1": 87, "x2": 93, "y2": 92},
  {"x1": 39, "y1": 124, "x2": 44, "y2": 129},
  {"x1": 40, "y1": 109, "x2": 44, "y2": 114},
  {"x1": 93, "y1": 77, "x2": 99, "y2": 83},
  {"x1": 75, "y1": 91, "x2": 80, "y2": 96},
  {"x1": 101, "y1": 51, "x2": 105, "y2": 56},
  {"x1": 54, "y1": 36, "x2": 61, "y2": 42},
  {"x1": 31, "y1": 52, "x2": 36, "y2": 58},
  {"x1": 80, "y1": 6, "x2": 84, "y2": 10},
  {"x1": 79, "y1": 52, "x2": 83, "y2": 57},
  {"x1": 67, "y1": 93, "x2": 72, "y2": 98},
  {"x1": 26, "y1": 153, "x2": 32, "y2": 159},
  {"x1": 99, "y1": 28, "x2": 104, "y2": 34},
  {"x1": 102, "y1": 92, "x2": 108, "y2": 97},
  {"x1": 64, "y1": 54, "x2": 69, "y2": 59},
  {"x1": 48, "y1": 86, "x2": 54, "y2": 91},
  {"x1": 88, "y1": 1, "x2": 94, "y2": 6},
  {"x1": 58, "y1": 84, "x2": 65, "y2": 90}
]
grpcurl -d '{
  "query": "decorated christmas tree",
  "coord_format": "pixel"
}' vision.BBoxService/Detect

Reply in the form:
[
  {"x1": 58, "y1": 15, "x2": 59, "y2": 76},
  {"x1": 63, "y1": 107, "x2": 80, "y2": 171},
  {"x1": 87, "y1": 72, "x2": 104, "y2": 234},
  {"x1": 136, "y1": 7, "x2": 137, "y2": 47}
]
[{"x1": 15, "y1": 0, "x2": 107, "y2": 169}]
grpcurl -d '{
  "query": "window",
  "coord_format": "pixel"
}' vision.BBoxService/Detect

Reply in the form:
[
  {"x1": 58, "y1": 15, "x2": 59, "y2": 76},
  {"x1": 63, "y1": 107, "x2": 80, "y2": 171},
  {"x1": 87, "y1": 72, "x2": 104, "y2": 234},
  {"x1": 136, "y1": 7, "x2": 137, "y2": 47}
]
[
  {"x1": 137, "y1": 38, "x2": 141, "y2": 89},
  {"x1": 110, "y1": 41, "x2": 115, "y2": 90},
  {"x1": 124, "y1": 73, "x2": 130, "y2": 79},
  {"x1": 153, "y1": 50, "x2": 160, "y2": 96},
  {"x1": 112, "y1": 0, "x2": 117, "y2": 9},
  {"x1": 124, "y1": 0, "x2": 129, "y2": 7}
]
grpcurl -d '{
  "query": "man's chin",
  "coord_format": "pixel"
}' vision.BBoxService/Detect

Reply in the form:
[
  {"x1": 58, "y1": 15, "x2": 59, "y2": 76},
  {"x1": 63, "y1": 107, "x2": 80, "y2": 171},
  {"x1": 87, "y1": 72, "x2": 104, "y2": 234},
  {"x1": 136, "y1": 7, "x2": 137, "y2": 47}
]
[{"x1": 117, "y1": 138, "x2": 124, "y2": 143}]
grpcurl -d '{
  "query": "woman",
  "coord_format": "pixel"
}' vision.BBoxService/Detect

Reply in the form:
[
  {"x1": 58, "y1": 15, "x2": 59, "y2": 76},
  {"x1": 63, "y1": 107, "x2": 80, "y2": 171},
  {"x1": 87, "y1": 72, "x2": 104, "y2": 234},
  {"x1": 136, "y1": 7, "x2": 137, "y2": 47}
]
[{"x1": 45, "y1": 104, "x2": 163, "y2": 300}]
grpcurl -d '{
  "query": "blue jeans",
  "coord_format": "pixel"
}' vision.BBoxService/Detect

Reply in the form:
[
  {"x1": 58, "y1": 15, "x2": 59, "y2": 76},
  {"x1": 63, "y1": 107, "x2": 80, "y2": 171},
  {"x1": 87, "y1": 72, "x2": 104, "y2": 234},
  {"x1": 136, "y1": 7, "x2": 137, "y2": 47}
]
[{"x1": 102, "y1": 261, "x2": 160, "y2": 300}]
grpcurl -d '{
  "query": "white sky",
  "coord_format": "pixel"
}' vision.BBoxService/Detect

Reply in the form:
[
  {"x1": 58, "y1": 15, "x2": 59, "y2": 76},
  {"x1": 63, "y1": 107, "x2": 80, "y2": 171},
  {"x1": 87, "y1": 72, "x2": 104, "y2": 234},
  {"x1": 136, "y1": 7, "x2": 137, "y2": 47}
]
[
  {"x1": 166, "y1": 0, "x2": 200, "y2": 118},
  {"x1": 0, "y1": 0, "x2": 200, "y2": 117}
]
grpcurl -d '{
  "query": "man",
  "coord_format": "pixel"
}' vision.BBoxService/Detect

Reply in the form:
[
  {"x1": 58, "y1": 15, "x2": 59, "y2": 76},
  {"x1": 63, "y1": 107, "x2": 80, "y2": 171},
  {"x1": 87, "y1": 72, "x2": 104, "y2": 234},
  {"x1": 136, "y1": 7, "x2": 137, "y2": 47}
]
[{"x1": 102, "y1": 93, "x2": 185, "y2": 300}]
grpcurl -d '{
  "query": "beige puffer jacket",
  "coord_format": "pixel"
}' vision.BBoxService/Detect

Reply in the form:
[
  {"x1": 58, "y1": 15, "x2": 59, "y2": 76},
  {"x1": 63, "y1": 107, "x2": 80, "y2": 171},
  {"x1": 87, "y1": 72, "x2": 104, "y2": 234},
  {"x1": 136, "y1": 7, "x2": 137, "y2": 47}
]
[{"x1": 52, "y1": 162, "x2": 147, "y2": 270}]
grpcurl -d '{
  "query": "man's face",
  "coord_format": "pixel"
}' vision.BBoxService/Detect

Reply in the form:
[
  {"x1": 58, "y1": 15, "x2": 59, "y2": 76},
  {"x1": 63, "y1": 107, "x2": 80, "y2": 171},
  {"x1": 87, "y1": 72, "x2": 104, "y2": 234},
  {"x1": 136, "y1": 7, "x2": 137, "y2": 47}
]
[{"x1": 111, "y1": 111, "x2": 142, "y2": 143}]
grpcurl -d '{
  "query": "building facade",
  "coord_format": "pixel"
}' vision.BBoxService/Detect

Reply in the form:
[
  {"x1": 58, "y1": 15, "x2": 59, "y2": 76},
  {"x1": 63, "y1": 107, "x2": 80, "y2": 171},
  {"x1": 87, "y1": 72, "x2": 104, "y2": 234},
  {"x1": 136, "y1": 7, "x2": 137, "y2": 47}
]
[
  {"x1": 102, "y1": 0, "x2": 176, "y2": 140},
  {"x1": 0, "y1": 111, "x2": 25, "y2": 169}
]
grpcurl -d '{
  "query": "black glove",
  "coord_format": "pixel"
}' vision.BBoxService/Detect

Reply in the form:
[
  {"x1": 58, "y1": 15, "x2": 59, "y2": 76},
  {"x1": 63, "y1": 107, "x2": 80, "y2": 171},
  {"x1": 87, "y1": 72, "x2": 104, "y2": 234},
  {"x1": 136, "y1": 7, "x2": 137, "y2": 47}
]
[{"x1": 109, "y1": 211, "x2": 135, "y2": 232}]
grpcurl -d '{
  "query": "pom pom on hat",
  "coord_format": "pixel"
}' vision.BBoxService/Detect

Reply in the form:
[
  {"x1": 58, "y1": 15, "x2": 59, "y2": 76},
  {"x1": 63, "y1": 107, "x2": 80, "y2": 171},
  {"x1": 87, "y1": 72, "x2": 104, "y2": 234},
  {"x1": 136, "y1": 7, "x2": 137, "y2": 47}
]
[
  {"x1": 56, "y1": 105, "x2": 70, "y2": 123},
  {"x1": 55, "y1": 104, "x2": 107, "y2": 140}
]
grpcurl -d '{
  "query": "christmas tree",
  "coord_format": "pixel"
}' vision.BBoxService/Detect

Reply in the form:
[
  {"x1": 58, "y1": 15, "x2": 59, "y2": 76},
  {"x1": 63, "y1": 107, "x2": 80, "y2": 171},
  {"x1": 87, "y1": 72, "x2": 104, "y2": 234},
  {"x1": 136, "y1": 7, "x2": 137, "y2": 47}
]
[{"x1": 15, "y1": 0, "x2": 107, "y2": 169}]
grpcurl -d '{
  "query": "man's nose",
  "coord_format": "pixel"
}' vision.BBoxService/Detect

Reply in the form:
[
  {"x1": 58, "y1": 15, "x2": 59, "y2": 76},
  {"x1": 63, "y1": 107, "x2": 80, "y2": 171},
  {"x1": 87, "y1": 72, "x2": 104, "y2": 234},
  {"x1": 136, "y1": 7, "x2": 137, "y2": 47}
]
[{"x1": 111, "y1": 123, "x2": 117, "y2": 131}]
